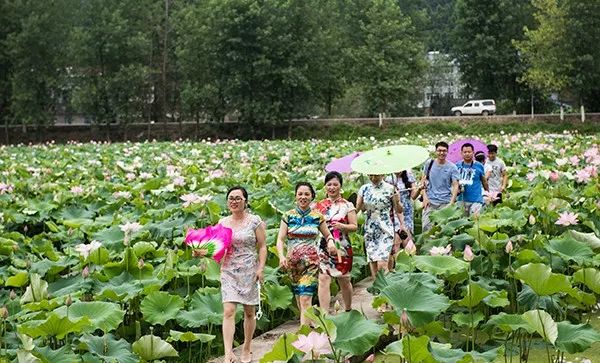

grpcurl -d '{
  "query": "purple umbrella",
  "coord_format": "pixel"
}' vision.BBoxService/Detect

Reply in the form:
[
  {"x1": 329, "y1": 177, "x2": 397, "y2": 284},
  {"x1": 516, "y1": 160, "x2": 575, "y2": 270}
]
[
  {"x1": 325, "y1": 152, "x2": 363, "y2": 173},
  {"x1": 448, "y1": 139, "x2": 488, "y2": 163}
]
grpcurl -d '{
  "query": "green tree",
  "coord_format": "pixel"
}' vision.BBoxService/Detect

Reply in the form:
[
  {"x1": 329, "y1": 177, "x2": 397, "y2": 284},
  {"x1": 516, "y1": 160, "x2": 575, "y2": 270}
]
[
  {"x1": 348, "y1": 0, "x2": 426, "y2": 116},
  {"x1": 7, "y1": 0, "x2": 75, "y2": 131},
  {"x1": 69, "y1": 0, "x2": 152, "y2": 139},
  {"x1": 516, "y1": 0, "x2": 600, "y2": 111},
  {"x1": 451, "y1": 0, "x2": 534, "y2": 110}
]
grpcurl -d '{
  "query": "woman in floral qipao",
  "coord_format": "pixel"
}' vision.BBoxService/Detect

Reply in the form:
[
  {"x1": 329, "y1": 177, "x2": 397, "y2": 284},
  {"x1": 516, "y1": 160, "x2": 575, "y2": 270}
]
[
  {"x1": 314, "y1": 171, "x2": 357, "y2": 313},
  {"x1": 276, "y1": 182, "x2": 338, "y2": 327},
  {"x1": 356, "y1": 174, "x2": 403, "y2": 278},
  {"x1": 210, "y1": 186, "x2": 267, "y2": 363}
]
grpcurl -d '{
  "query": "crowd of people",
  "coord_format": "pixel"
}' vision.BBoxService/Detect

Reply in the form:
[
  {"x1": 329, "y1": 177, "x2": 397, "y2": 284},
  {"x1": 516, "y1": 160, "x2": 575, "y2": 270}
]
[{"x1": 199, "y1": 141, "x2": 508, "y2": 363}]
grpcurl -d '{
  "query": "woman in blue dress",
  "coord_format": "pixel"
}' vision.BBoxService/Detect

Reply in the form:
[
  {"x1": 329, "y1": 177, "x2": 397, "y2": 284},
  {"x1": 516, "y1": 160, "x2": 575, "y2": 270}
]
[{"x1": 356, "y1": 174, "x2": 403, "y2": 278}]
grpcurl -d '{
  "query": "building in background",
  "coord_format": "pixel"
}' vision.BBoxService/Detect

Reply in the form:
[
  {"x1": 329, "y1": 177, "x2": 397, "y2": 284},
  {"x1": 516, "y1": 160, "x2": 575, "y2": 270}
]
[{"x1": 419, "y1": 51, "x2": 469, "y2": 116}]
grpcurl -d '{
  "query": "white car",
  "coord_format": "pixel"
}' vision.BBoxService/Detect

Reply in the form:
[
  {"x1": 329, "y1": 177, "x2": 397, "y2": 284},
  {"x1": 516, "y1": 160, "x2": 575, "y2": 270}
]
[{"x1": 451, "y1": 99, "x2": 496, "y2": 116}]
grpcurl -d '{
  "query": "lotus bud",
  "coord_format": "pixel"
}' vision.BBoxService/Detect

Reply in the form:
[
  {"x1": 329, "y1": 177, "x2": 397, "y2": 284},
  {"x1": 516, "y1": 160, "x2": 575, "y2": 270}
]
[
  {"x1": 9, "y1": 290, "x2": 16, "y2": 300},
  {"x1": 23, "y1": 225, "x2": 28, "y2": 232},
  {"x1": 529, "y1": 214, "x2": 536, "y2": 225},
  {"x1": 68, "y1": 228, "x2": 74, "y2": 236},
  {"x1": 65, "y1": 295, "x2": 72, "y2": 306},
  {"x1": 549, "y1": 171, "x2": 560, "y2": 183},
  {"x1": 334, "y1": 300, "x2": 342, "y2": 313},
  {"x1": 404, "y1": 239, "x2": 417, "y2": 256},
  {"x1": 0, "y1": 305, "x2": 8, "y2": 319},
  {"x1": 12, "y1": 244, "x2": 19, "y2": 252},
  {"x1": 463, "y1": 245, "x2": 474, "y2": 262},
  {"x1": 26, "y1": 259, "x2": 31, "y2": 269},
  {"x1": 198, "y1": 260, "x2": 207, "y2": 273},
  {"x1": 138, "y1": 258, "x2": 145, "y2": 269},
  {"x1": 82, "y1": 265, "x2": 90, "y2": 279},
  {"x1": 400, "y1": 308, "x2": 411, "y2": 328},
  {"x1": 365, "y1": 354, "x2": 375, "y2": 363},
  {"x1": 505, "y1": 240, "x2": 513, "y2": 254}
]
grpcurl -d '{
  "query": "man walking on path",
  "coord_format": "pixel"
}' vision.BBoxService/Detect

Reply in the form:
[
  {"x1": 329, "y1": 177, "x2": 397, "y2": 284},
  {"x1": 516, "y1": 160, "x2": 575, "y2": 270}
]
[
  {"x1": 485, "y1": 144, "x2": 507, "y2": 205},
  {"x1": 420, "y1": 141, "x2": 459, "y2": 233},
  {"x1": 456, "y1": 143, "x2": 488, "y2": 216}
]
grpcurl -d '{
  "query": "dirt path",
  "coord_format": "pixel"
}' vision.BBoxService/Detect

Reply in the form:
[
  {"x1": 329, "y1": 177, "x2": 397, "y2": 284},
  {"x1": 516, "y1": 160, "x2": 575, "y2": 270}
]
[{"x1": 208, "y1": 277, "x2": 379, "y2": 363}]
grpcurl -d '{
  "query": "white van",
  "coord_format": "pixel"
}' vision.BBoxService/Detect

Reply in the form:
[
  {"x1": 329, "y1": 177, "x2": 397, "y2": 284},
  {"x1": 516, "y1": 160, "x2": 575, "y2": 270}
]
[{"x1": 451, "y1": 100, "x2": 496, "y2": 116}]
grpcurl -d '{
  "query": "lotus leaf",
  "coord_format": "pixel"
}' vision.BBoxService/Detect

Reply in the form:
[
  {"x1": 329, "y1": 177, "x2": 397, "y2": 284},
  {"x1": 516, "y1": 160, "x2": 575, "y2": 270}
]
[
  {"x1": 413, "y1": 255, "x2": 469, "y2": 276},
  {"x1": 259, "y1": 333, "x2": 298, "y2": 363},
  {"x1": 522, "y1": 309, "x2": 558, "y2": 344},
  {"x1": 263, "y1": 282, "x2": 293, "y2": 310},
  {"x1": 384, "y1": 334, "x2": 434, "y2": 362},
  {"x1": 514, "y1": 263, "x2": 571, "y2": 296},
  {"x1": 33, "y1": 345, "x2": 80, "y2": 363},
  {"x1": 486, "y1": 313, "x2": 533, "y2": 333},
  {"x1": 555, "y1": 321, "x2": 600, "y2": 353},
  {"x1": 140, "y1": 291, "x2": 184, "y2": 325},
  {"x1": 80, "y1": 333, "x2": 138, "y2": 363},
  {"x1": 452, "y1": 311, "x2": 485, "y2": 327},
  {"x1": 566, "y1": 230, "x2": 600, "y2": 249},
  {"x1": 6, "y1": 271, "x2": 29, "y2": 287},
  {"x1": 168, "y1": 330, "x2": 216, "y2": 343},
  {"x1": 20, "y1": 274, "x2": 48, "y2": 304},
  {"x1": 573, "y1": 268, "x2": 600, "y2": 294},
  {"x1": 54, "y1": 301, "x2": 125, "y2": 333},
  {"x1": 546, "y1": 237, "x2": 593, "y2": 264},
  {"x1": 329, "y1": 310, "x2": 384, "y2": 356},
  {"x1": 381, "y1": 280, "x2": 450, "y2": 327},
  {"x1": 132, "y1": 335, "x2": 178, "y2": 360},
  {"x1": 456, "y1": 283, "x2": 489, "y2": 308},
  {"x1": 18, "y1": 313, "x2": 91, "y2": 339}
]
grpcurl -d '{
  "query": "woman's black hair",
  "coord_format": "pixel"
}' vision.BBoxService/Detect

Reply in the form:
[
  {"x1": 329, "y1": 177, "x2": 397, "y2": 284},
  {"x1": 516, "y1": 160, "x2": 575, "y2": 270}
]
[
  {"x1": 295, "y1": 182, "x2": 316, "y2": 199},
  {"x1": 324, "y1": 171, "x2": 343, "y2": 187},
  {"x1": 400, "y1": 170, "x2": 412, "y2": 189},
  {"x1": 226, "y1": 185, "x2": 249, "y2": 202}
]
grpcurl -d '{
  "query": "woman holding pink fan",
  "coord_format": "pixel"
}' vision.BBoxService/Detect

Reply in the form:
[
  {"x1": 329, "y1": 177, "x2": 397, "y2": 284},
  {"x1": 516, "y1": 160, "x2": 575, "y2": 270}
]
[{"x1": 190, "y1": 186, "x2": 267, "y2": 363}]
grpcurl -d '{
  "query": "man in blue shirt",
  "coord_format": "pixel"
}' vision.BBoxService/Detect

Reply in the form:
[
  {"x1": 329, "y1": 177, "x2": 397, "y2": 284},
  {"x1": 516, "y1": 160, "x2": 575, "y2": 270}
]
[
  {"x1": 419, "y1": 141, "x2": 459, "y2": 232},
  {"x1": 456, "y1": 143, "x2": 488, "y2": 216}
]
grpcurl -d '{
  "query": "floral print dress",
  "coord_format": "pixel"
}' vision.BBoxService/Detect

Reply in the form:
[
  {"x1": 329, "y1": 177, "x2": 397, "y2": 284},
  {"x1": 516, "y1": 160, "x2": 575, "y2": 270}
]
[
  {"x1": 385, "y1": 173, "x2": 416, "y2": 233},
  {"x1": 314, "y1": 198, "x2": 355, "y2": 277},
  {"x1": 283, "y1": 208, "x2": 325, "y2": 296},
  {"x1": 358, "y1": 182, "x2": 396, "y2": 262},
  {"x1": 220, "y1": 214, "x2": 263, "y2": 305}
]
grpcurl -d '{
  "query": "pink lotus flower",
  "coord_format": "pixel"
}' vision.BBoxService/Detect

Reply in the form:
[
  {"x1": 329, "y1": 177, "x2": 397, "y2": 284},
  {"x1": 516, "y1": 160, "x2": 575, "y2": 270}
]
[
  {"x1": 172, "y1": 176, "x2": 185, "y2": 186},
  {"x1": 549, "y1": 171, "x2": 560, "y2": 183},
  {"x1": 526, "y1": 173, "x2": 536, "y2": 182},
  {"x1": 575, "y1": 169, "x2": 591, "y2": 183},
  {"x1": 209, "y1": 169, "x2": 224, "y2": 178},
  {"x1": 0, "y1": 183, "x2": 14, "y2": 194},
  {"x1": 463, "y1": 245, "x2": 474, "y2": 262},
  {"x1": 82, "y1": 266, "x2": 90, "y2": 279},
  {"x1": 569, "y1": 155, "x2": 580, "y2": 166},
  {"x1": 75, "y1": 240, "x2": 102, "y2": 259},
  {"x1": 404, "y1": 239, "x2": 417, "y2": 256},
  {"x1": 430, "y1": 244, "x2": 452, "y2": 256},
  {"x1": 180, "y1": 193, "x2": 211, "y2": 207},
  {"x1": 70, "y1": 186, "x2": 85, "y2": 195},
  {"x1": 555, "y1": 158, "x2": 568, "y2": 166},
  {"x1": 585, "y1": 165, "x2": 598, "y2": 177},
  {"x1": 556, "y1": 211, "x2": 579, "y2": 226},
  {"x1": 185, "y1": 223, "x2": 233, "y2": 263},
  {"x1": 292, "y1": 331, "x2": 332, "y2": 359},
  {"x1": 120, "y1": 222, "x2": 143, "y2": 234},
  {"x1": 505, "y1": 240, "x2": 513, "y2": 254},
  {"x1": 113, "y1": 191, "x2": 132, "y2": 199}
]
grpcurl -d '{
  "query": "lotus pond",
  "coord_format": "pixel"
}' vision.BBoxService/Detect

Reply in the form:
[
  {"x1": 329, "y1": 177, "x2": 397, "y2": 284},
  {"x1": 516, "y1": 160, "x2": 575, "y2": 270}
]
[{"x1": 0, "y1": 131, "x2": 600, "y2": 362}]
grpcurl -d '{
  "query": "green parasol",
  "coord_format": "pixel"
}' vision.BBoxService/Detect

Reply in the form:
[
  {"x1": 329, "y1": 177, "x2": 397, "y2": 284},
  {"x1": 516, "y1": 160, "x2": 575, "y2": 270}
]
[{"x1": 350, "y1": 145, "x2": 430, "y2": 174}]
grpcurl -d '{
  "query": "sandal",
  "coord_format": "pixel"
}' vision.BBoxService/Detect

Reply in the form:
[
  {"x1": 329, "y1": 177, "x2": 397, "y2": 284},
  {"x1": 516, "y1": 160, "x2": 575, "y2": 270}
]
[{"x1": 240, "y1": 352, "x2": 252, "y2": 363}]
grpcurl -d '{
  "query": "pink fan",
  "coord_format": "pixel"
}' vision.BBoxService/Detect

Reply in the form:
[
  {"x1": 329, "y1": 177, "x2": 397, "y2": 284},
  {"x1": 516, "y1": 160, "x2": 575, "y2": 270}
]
[{"x1": 185, "y1": 223, "x2": 233, "y2": 263}]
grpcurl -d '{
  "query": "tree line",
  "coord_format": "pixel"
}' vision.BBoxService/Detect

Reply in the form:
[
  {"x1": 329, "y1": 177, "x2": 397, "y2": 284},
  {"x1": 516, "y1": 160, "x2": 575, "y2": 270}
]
[{"x1": 0, "y1": 0, "x2": 599, "y2": 131}]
